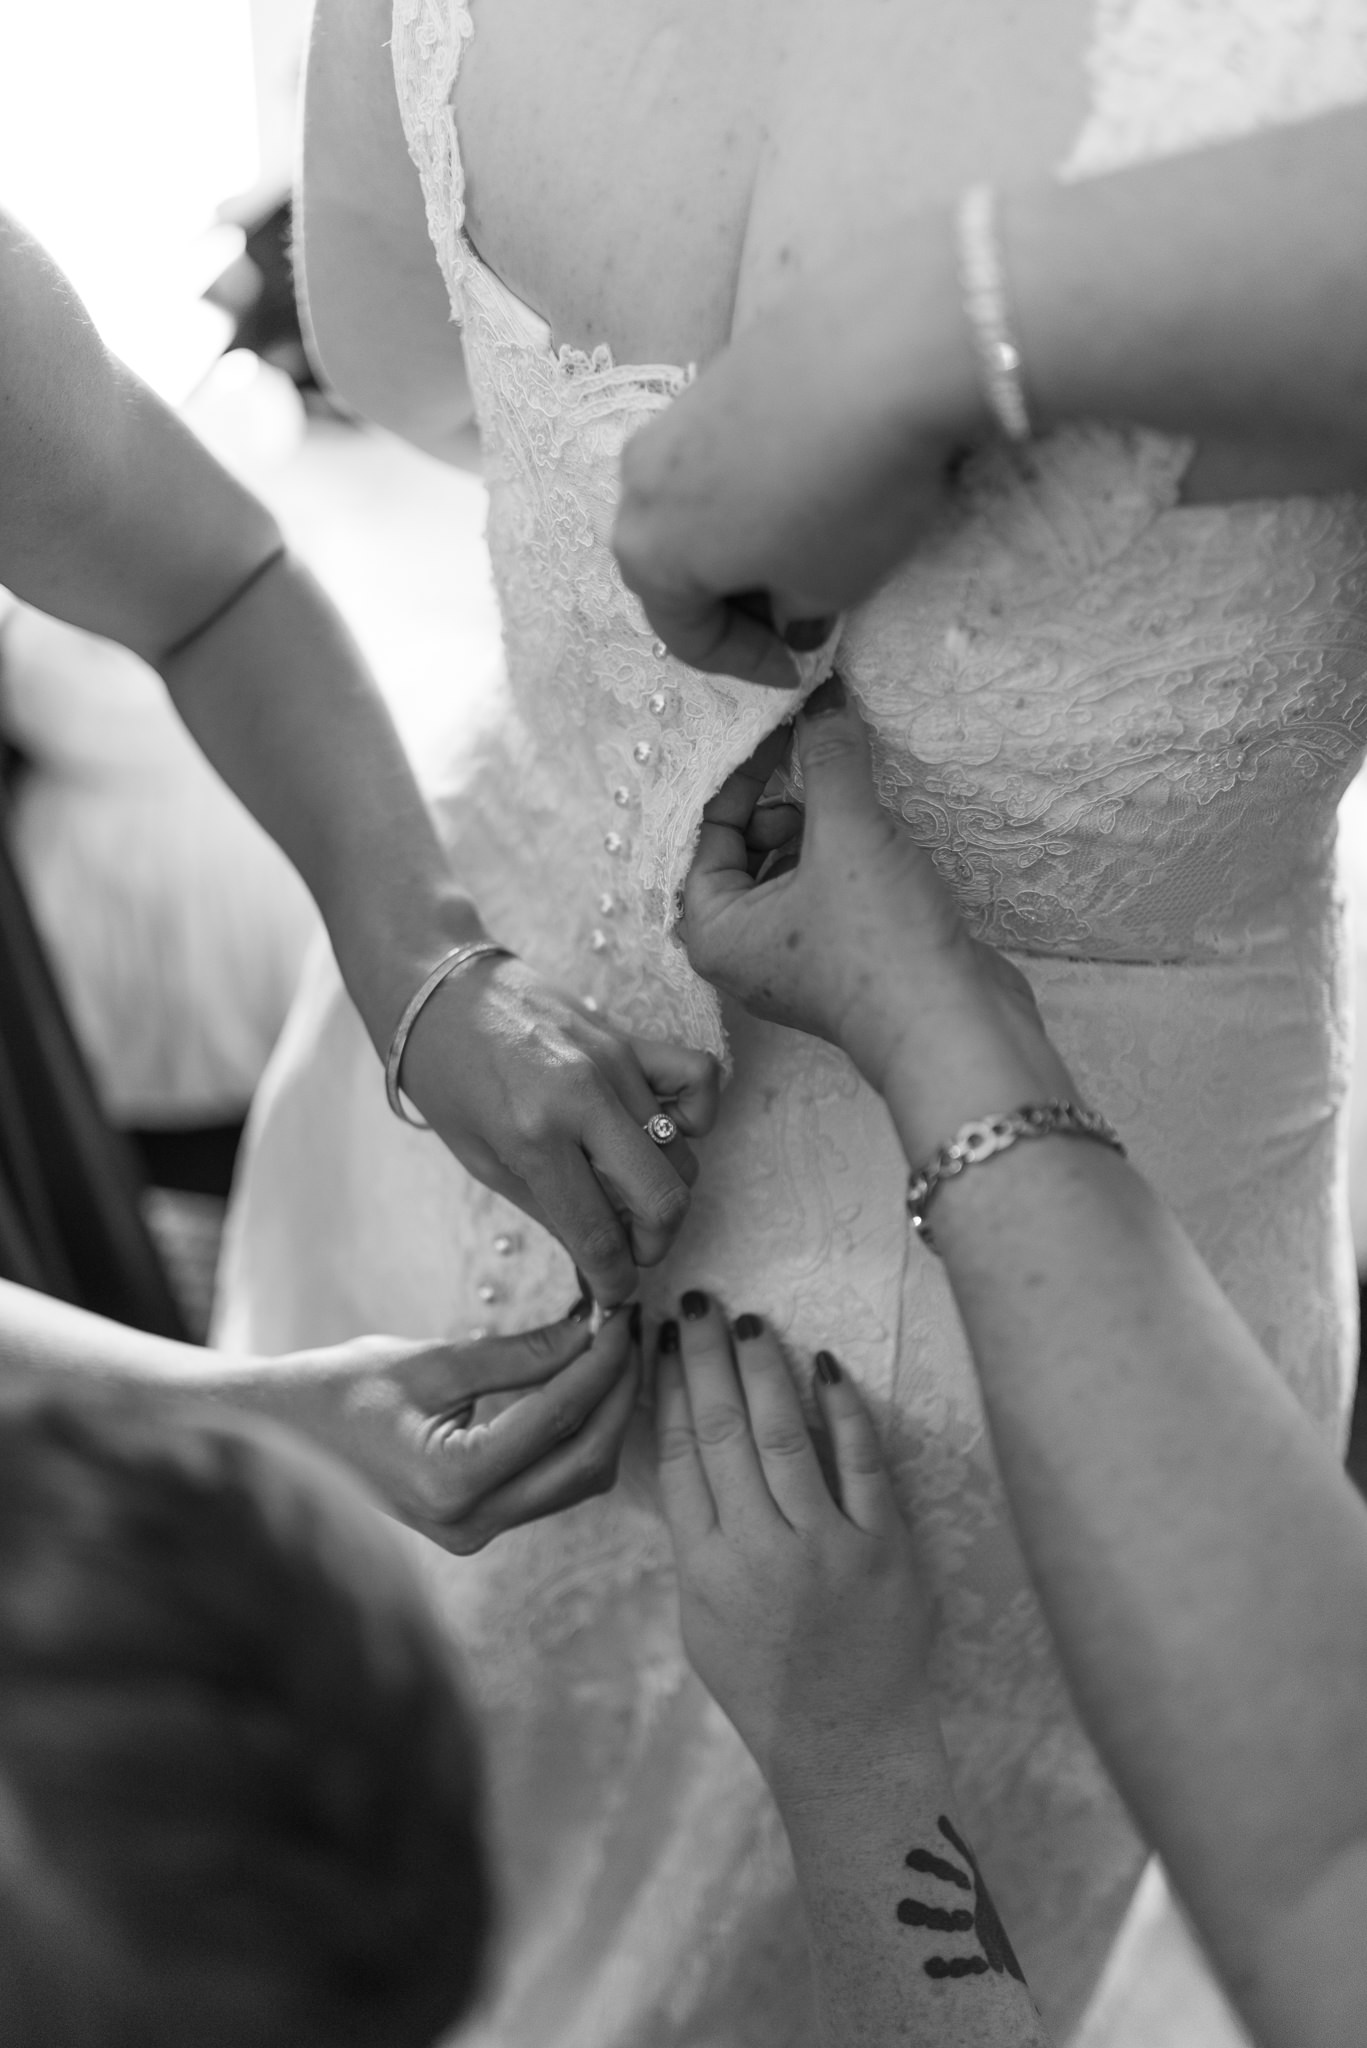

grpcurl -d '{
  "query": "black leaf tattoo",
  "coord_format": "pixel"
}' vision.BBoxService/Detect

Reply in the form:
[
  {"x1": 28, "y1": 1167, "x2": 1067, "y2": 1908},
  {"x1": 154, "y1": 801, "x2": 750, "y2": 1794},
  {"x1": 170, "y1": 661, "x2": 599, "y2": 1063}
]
[{"x1": 896, "y1": 1816, "x2": 1027, "y2": 1983}]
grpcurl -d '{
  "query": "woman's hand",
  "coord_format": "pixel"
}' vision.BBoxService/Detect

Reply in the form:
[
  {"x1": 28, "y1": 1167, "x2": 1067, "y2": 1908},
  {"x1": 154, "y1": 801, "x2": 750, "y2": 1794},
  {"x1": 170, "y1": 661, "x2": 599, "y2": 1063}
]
[
  {"x1": 400, "y1": 953, "x2": 721, "y2": 1306},
  {"x1": 681, "y1": 677, "x2": 1067, "y2": 1143},
  {"x1": 236, "y1": 1304, "x2": 641, "y2": 1555},
  {"x1": 655, "y1": 1293, "x2": 931, "y2": 1790},
  {"x1": 612, "y1": 208, "x2": 985, "y2": 688}
]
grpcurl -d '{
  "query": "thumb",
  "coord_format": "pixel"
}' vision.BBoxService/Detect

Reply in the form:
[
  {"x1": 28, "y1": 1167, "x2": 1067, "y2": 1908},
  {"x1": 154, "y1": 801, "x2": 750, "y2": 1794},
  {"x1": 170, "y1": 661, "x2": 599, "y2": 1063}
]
[
  {"x1": 641, "y1": 591, "x2": 802, "y2": 690},
  {"x1": 449, "y1": 1313, "x2": 598, "y2": 1399},
  {"x1": 795, "y1": 673, "x2": 884, "y2": 842}
]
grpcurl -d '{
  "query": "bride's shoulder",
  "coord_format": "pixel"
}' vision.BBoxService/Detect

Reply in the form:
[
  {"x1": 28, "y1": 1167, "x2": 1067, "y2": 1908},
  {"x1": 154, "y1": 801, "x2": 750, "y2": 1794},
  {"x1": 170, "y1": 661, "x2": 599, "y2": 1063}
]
[{"x1": 302, "y1": 0, "x2": 474, "y2": 452}]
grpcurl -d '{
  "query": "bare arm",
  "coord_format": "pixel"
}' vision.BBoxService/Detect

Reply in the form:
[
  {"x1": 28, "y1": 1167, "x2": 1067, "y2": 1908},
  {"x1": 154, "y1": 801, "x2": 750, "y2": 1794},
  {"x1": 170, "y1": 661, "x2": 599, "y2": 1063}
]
[
  {"x1": 298, "y1": 0, "x2": 475, "y2": 462},
  {"x1": 1013, "y1": 102, "x2": 1367, "y2": 500},
  {"x1": 0, "y1": 209, "x2": 716, "y2": 1307},
  {"x1": 0, "y1": 1277, "x2": 645, "y2": 1558},
  {"x1": 657, "y1": 1305, "x2": 1049, "y2": 2047},
  {"x1": 682, "y1": 685, "x2": 1367, "y2": 2047},
  {"x1": 0, "y1": 208, "x2": 478, "y2": 1053},
  {"x1": 617, "y1": 103, "x2": 1367, "y2": 680}
]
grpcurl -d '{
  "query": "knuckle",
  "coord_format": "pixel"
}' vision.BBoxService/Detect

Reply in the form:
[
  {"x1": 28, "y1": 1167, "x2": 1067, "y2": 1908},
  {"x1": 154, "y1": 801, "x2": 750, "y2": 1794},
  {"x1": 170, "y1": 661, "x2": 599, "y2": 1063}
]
[
  {"x1": 507, "y1": 1101, "x2": 558, "y2": 1154},
  {"x1": 755, "y1": 1421, "x2": 813, "y2": 1462},
  {"x1": 644, "y1": 1180, "x2": 691, "y2": 1233},
  {"x1": 842, "y1": 1433, "x2": 886, "y2": 1477},
  {"x1": 657, "y1": 1422, "x2": 699, "y2": 1466},
  {"x1": 544, "y1": 1394, "x2": 585, "y2": 1444},
  {"x1": 691, "y1": 1401, "x2": 749, "y2": 1450},
  {"x1": 797, "y1": 727, "x2": 853, "y2": 773},
  {"x1": 563, "y1": 1052, "x2": 605, "y2": 1103},
  {"x1": 577, "y1": 1216, "x2": 629, "y2": 1273}
]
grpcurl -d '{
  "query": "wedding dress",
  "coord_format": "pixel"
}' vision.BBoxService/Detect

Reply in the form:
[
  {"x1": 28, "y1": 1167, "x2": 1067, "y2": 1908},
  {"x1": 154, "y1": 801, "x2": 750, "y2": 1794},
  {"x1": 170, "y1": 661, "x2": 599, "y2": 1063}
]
[{"x1": 217, "y1": 1, "x2": 1367, "y2": 2037}]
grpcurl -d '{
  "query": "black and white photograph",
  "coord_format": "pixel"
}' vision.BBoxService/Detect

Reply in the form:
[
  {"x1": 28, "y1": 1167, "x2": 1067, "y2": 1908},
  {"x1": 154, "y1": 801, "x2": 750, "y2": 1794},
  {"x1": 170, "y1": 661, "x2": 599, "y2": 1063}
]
[{"x1": 0, "y1": 3, "x2": 1366, "y2": 2044}]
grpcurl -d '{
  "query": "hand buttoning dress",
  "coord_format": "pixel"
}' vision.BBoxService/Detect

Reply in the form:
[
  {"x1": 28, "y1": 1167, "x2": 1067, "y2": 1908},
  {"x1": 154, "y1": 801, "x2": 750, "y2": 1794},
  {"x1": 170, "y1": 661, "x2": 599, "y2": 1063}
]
[{"x1": 217, "y1": 1, "x2": 1367, "y2": 2037}]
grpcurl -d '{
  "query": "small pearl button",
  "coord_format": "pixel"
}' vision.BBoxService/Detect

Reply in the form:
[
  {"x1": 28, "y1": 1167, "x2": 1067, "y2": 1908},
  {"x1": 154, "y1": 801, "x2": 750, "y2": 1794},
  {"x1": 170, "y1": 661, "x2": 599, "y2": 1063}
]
[
  {"x1": 582, "y1": 995, "x2": 600, "y2": 1012},
  {"x1": 477, "y1": 1283, "x2": 500, "y2": 1305},
  {"x1": 597, "y1": 893, "x2": 616, "y2": 916},
  {"x1": 633, "y1": 741, "x2": 653, "y2": 765},
  {"x1": 648, "y1": 692, "x2": 668, "y2": 717},
  {"x1": 493, "y1": 1233, "x2": 519, "y2": 1257},
  {"x1": 613, "y1": 786, "x2": 631, "y2": 808},
  {"x1": 604, "y1": 831, "x2": 625, "y2": 854},
  {"x1": 590, "y1": 928, "x2": 609, "y2": 952},
  {"x1": 652, "y1": 638, "x2": 668, "y2": 660}
]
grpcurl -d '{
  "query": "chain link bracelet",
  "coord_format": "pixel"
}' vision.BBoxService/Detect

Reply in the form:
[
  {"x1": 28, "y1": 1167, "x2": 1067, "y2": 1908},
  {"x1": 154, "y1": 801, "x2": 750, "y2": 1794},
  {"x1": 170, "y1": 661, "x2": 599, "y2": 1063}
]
[
  {"x1": 385, "y1": 940, "x2": 513, "y2": 1129},
  {"x1": 908, "y1": 1100, "x2": 1125, "y2": 1253}
]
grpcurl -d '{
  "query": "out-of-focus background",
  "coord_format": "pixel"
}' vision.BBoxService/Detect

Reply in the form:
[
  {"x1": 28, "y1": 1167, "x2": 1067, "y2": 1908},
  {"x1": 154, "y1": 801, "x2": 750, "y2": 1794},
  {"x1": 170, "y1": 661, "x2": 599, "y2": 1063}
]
[{"x1": 0, "y1": 0, "x2": 500, "y2": 1336}]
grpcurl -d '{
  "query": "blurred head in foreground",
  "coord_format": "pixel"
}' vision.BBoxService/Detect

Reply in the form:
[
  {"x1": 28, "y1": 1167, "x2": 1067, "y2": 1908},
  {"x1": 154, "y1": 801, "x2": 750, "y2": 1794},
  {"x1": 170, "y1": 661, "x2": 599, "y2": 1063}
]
[{"x1": 0, "y1": 1391, "x2": 492, "y2": 2048}]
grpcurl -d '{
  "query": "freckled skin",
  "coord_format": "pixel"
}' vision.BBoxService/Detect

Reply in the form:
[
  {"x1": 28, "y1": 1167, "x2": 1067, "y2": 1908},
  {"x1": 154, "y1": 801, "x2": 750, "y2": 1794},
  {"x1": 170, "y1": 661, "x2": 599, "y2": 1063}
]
[{"x1": 451, "y1": 0, "x2": 1092, "y2": 364}]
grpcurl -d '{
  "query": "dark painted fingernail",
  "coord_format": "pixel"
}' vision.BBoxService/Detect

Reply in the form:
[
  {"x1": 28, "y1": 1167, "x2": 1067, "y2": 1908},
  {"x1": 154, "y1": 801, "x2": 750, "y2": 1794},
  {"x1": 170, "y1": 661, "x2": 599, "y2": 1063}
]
[
  {"x1": 783, "y1": 615, "x2": 837, "y2": 652},
  {"x1": 733, "y1": 1313, "x2": 764, "y2": 1341},
  {"x1": 657, "y1": 1319, "x2": 680, "y2": 1356},
  {"x1": 629, "y1": 1302, "x2": 642, "y2": 1342},
  {"x1": 680, "y1": 1289, "x2": 710, "y2": 1320},
  {"x1": 815, "y1": 1350, "x2": 842, "y2": 1385},
  {"x1": 803, "y1": 672, "x2": 847, "y2": 719}
]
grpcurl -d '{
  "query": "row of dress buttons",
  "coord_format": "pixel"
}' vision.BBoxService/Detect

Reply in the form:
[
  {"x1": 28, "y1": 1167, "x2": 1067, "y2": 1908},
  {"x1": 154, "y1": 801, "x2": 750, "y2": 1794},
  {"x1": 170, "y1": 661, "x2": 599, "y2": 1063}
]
[
  {"x1": 475, "y1": 1230, "x2": 521, "y2": 1306},
  {"x1": 583, "y1": 637, "x2": 672, "y2": 1009}
]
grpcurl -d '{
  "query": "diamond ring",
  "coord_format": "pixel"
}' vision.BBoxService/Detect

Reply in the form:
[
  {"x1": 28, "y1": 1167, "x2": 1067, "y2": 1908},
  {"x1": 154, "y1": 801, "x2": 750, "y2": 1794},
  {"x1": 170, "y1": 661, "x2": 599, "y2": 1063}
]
[{"x1": 644, "y1": 1112, "x2": 679, "y2": 1147}]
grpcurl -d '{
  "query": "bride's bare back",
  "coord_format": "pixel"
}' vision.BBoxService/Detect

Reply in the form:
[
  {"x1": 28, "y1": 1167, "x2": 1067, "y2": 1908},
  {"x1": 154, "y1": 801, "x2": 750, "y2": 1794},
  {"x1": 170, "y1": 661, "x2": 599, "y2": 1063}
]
[{"x1": 456, "y1": 0, "x2": 1093, "y2": 364}]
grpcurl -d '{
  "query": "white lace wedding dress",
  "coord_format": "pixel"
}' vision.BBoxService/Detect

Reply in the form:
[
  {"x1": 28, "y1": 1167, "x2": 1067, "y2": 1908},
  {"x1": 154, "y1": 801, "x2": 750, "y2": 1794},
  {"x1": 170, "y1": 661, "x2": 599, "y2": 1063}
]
[{"x1": 218, "y1": 1, "x2": 1367, "y2": 2037}]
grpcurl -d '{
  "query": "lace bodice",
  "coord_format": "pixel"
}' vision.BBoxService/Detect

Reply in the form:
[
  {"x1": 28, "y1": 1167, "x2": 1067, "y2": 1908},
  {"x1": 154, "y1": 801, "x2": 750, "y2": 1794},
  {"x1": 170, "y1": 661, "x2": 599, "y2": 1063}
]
[{"x1": 392, "y1": 0, "x2": 1367, "y2": 1058}]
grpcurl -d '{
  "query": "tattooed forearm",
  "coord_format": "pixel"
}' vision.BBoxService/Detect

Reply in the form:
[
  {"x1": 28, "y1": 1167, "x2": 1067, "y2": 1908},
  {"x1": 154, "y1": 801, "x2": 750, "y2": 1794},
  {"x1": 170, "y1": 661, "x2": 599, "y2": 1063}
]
[{"x1": 897, "y1": 1816, "x2": 1028, "y2": 1984}]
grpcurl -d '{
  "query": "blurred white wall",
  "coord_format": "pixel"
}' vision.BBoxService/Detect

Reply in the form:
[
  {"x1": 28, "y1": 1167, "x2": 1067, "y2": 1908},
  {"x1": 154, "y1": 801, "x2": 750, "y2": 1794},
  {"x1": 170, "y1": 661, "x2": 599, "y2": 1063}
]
[{"x1": 0, "y1": 0, "x2": 261, "y2": 398}]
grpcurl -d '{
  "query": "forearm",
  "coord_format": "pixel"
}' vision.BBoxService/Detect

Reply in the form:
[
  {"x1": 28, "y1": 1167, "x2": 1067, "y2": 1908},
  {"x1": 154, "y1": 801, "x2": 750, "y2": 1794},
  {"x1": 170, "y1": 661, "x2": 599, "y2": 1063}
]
[
  {"x1": 158, "y1": 548, "x2": 482, "y2": 1047},
  {"x1": 1008, "y1": 104, "x2": 1367, "y2": 492},
  {"x1": 0, "y1": 1278, "x2": 241, "y2": 1400},
  {"x1": 875, "y1": 992, "x2": 1367, "y2": 2033},
  {"x1": 770, "y1": 1720, "x2": 1048, "y2": 2047}
]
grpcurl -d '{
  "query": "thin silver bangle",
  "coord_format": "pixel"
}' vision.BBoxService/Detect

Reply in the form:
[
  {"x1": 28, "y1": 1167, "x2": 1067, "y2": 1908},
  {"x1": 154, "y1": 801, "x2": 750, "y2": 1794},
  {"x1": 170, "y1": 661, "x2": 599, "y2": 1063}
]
[
  {"x1": 908, "y1": 1100, "x2": 1124, "y2": 1253},
  {"x1": 160, "y1": 544, "x2": 288, "y2": 665},
  {"x1": 385, "y1": 940, "x2": 512, "y2": 1129},
  {"x1": 956, "y1": 183, "x2": 1033, "y2": 443}
]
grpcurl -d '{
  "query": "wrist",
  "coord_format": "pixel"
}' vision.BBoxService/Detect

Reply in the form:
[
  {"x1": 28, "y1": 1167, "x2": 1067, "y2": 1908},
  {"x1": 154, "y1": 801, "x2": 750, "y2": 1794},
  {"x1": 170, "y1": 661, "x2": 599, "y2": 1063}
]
[
  {"x1": 343, "y1": 886, "x2": 491, "y2": 1053},
  {"x1": 765, "y1": 1703, "x2": 952, "y2": 1840},
  {"x1": 867, "y1": 953, "x2": 1074, "y2": 1163}
]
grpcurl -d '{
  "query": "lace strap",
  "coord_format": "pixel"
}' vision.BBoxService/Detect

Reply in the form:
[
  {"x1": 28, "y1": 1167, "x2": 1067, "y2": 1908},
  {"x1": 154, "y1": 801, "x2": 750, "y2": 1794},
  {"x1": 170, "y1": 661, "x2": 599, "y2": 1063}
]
[{"x1": 390, "y1": 0, "x2": 476, "y2": 318}]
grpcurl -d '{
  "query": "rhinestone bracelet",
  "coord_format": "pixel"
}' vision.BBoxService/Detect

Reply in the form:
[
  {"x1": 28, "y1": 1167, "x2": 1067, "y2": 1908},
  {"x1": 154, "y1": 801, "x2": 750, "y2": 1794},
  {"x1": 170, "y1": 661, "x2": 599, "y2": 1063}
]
[
  {"x1": 956, "y1": 183, "x2": 1032, "y2": 444},
  {"x1": 908, "y1": 1100, "x2": 1125, "y2": 1253},
  {"x1": 385, "y1": 940, "x2": 513, "y2": 1129}
]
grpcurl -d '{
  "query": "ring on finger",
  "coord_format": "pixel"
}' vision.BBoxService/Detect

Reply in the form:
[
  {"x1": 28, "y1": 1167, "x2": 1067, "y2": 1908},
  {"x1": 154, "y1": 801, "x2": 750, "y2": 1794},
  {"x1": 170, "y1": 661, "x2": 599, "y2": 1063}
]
[{"x1": 645, "y1": 1112, "x2": 679, "y2": 1147}]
